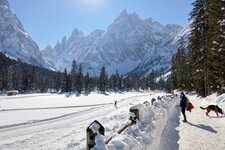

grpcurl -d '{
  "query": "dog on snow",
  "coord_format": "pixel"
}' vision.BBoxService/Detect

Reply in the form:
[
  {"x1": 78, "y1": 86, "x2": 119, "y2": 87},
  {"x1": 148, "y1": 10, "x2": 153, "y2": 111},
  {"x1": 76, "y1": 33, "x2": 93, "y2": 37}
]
[{"x1": 200, "y1": 105, "x2": 224, "y2": 117}]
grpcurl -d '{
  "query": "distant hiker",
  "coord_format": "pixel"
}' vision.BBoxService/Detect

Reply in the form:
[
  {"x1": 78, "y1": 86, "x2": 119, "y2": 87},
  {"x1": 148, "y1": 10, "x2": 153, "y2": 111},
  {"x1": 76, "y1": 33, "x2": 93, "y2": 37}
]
[
  {"x1": 114, "y1": 100, "x2": 117, "y2": 108},
  {"x1": 180, "y1": 92, "x2": 188, "y2": 122}
]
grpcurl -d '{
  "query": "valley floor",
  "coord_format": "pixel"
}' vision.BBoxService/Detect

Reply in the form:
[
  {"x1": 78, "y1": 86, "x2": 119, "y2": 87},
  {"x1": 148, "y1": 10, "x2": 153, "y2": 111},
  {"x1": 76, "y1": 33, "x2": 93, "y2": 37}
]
[{"x1": 0, "y1": 92, "x2": 224, "y2": 150}]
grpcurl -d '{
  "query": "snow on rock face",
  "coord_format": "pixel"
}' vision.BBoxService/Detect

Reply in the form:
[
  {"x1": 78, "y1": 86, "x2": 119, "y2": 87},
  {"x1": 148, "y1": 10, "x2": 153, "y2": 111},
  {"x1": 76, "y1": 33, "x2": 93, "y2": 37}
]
[
  {"x1": 42, "y1": 10, "x2": 183, "y2": 75},
  {"x1": 0, "y1": 0, "x2": 9, "y2": 8},
  {"x1": 0, "y1": 0, "x2": 45, "y2": 67}
]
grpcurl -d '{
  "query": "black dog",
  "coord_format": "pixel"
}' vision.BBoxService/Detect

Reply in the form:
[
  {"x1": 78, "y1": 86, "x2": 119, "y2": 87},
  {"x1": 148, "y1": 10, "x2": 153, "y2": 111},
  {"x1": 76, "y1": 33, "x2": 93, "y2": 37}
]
[{"x1": 200, "y1": 105, "x2": 224, "y2": 117}]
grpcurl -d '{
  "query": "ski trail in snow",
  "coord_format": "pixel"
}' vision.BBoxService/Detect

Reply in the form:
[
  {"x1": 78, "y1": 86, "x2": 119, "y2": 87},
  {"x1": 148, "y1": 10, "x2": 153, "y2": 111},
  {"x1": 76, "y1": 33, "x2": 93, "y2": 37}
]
[
  {"x1": 178, "y1": 96, "x2": 225, "y2": 150},
  {"x1": 0, "y1": 106, "x2": 102, "y2": 130},
  {"x1": 0, "y1": 103, "x2": 113, "y2": 112},
  {"x1": 0, "y1": 93, "x2": 153, "y2": 149},
  {"x1": 0, "y1": 94, "x2": 49, "y2": 100}
]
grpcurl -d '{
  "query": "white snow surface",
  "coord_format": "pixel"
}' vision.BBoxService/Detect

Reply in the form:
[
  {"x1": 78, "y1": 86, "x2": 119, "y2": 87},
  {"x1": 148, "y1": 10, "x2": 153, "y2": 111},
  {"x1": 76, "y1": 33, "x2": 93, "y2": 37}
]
[
  {"x1": 0, "y1": 91, "x2": 225, "y2": 150},
  {"x1": 177, "y1": 93, "x2": 225, "y2": 150}
]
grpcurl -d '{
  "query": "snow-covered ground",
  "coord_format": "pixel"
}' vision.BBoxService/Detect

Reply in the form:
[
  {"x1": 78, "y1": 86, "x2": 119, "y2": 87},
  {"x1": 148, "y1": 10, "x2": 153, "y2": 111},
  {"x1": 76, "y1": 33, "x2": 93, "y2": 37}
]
[
  {"x1": 178, "y1": 93, "x2": 225, "y2": 150},
  {"x1": 0, "y1": 91, "x2": 169, "y2": 149},
  {"x1": 0, "y1": 91, "x2": 224, "y2": 150}
]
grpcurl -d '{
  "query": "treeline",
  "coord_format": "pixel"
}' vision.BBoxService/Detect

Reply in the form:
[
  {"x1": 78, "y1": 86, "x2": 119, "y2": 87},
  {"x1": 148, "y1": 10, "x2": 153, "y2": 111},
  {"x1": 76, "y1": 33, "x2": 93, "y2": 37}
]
[
  {"x1": 0, "y1": 52, "x2": 171, "y2": 94},
  {"x1": 171, "y1": 0, "x2": 225, "y2": 97},
  {"x1": 0, "y1": 52, "x2": 62, "y2": 93}
]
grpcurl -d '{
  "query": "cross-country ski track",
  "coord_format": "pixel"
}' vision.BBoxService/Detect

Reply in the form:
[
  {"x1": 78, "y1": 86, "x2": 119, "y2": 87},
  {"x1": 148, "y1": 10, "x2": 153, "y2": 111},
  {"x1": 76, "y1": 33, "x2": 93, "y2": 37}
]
[{"x1": 0, "y1": 92, "x2": 225, "y2": 150}]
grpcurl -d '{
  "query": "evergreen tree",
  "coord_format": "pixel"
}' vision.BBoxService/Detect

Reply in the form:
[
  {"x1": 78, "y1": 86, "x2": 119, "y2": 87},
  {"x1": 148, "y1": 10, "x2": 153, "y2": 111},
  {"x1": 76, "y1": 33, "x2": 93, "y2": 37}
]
[
  {"x1": 217, "y1": 0, "x2": 225, "y2": 93},
  {"x1": 165, "y1": 75, "x2": 173, "y2": 92},
  {"x1": 21, "y1": 68, "x2": 29, "y2": 92},
  {"x1": 98, "y1": 66, "x2": 108, "y2": 92},
  {"x1": 7, "y1": 65, "x2": 16, "y2": 90},
  {"x1": 114, "y1": 69, "x2": 121, "y2": 91},
  {"x1": 61, "y1": 68, "x2": 69, "y2": 92},
  {"x1": 206, "y1": 0, "x2": 225, "y2": 93},
  {"x1": 189, "y1": 0, "x2": 209, "y2": 96},
  {"x1": 0, "y1": 60, "x2": 4, "y2": 90},
  {"x1": 84, "y1": 72, "x2": 90, "y2": 94},
  {"x1": 0, "y1": 52, "x2": 65, "y2": 93},
  {"x1": 110, "y1": 69, "x2": 121, "y2": 92},
  {"x1": 130, "y1": 75, "x2": 140, "y2": 91},
  {"x1": 157, "y1": 78, "x2": 165, "y2": 90},
  {"x1": 172, "y1": 37, "x2": 189, "y2": 90},
  {"x1": 118, "y1": 74, "x2": 123, "y2": 91},
  {"x1": 171, "y1": 56, "x2": 177, "y2": 89},
  {"x1": 27, "y1": 66, "x2": 35, "y2": 91},
  {"x1": 123, "y1": 77, "x2": 133, "y2": 91},
  {"x1": 148, "y1": 70, "x2": 156, "y2": 90},
  {"x1": 15, "y1": 59, "x2": 24, "y2": 91},
  {"x1": 55, "y1": 71, "x2": 63, "y2": 92},
  {"x1": 188, "y1": 0, "x2": 225, "y2": 96},
  {"x1": 77, "y1": 64, "x2": 84, "y2": 93},
  {"x1": 70, "y1": 59, "x2": 77, "y2": 92}
]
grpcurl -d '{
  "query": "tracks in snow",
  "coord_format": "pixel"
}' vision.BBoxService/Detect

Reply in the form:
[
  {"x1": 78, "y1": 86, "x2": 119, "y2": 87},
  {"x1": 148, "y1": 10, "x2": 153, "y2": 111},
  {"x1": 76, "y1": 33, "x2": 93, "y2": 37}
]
[{"x1": 0, "y1": 94, "x2": 149, "y2": 142}]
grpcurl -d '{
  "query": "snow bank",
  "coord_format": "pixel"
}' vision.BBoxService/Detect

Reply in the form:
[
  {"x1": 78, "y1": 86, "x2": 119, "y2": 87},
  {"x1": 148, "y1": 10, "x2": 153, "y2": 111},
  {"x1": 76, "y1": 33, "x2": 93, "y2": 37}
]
[{"x1": 107, "y1": 95, "x2": 179, "y2": 150}]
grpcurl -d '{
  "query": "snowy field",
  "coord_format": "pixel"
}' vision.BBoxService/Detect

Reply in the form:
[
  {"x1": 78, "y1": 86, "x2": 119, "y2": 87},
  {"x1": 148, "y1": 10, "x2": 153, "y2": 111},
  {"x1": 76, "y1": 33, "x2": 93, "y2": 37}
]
[
  {"x1": 0, "y1": 91, "x2": 171, "y2": 150},
  {"x1": 0, "y1": 91, "x2": 225, "y2": 150}
]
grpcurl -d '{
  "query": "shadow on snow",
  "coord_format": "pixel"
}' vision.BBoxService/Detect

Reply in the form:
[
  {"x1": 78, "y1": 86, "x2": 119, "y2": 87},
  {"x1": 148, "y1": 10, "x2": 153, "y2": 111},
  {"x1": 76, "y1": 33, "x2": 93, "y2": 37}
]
[{"x1": 187, "y1": 122, "x2": 217, "y2": 133}]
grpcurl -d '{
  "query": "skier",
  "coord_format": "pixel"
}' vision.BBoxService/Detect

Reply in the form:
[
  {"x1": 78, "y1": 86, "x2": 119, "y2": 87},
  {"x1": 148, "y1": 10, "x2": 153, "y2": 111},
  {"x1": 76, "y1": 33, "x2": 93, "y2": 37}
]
[{"x1": 114, "y1": 100, "x2": 118, "y2": 108}]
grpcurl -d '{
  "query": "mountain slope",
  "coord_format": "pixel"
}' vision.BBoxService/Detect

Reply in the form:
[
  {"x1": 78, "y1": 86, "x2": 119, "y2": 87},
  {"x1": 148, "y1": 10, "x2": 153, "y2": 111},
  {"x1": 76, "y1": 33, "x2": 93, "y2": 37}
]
[
  {"x1": 0, "y1": 0, "x2": 45, "y2": 67},
  {"x1": 42, "y1": 10, "x2": 183, "y2": 75}
]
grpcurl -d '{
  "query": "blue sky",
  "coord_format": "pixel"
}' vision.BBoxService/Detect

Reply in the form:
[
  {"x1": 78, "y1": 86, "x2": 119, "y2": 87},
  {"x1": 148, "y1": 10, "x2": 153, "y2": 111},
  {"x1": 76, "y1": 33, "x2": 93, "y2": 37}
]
[{"x1": 8, "y1": 0, "x2": 194, "y2": 49}]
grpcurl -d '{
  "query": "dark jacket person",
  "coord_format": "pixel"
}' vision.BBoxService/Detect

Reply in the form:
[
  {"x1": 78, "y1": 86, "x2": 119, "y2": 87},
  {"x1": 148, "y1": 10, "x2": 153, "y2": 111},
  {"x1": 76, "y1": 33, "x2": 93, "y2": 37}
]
[{"x1": 180, "y1": 92, "x2": 187, "y2": 122}]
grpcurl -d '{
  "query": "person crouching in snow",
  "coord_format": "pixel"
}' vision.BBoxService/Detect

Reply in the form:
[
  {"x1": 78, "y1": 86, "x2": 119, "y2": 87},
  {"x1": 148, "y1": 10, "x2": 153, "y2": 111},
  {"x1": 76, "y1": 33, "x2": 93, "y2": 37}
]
[{"x1": 180, "y1": 92, "x2": 187, "y2": 122}]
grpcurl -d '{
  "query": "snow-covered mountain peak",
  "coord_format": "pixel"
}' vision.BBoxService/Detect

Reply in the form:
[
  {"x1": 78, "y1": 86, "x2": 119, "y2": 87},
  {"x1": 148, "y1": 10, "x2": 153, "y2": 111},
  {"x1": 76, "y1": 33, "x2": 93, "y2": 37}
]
[
  {"x1": 0, "y1": 0, "x2": 9, "y2": 8},
  {"x1": 0, "y1": 1, "x2": 189, "y2": 76},
  {"x1": 113, "y1": 10, "x2": 143, "y2": 28},
  {"x1": 107, "y1": 10, "x2": 144, "y2": 35},
  {"x1": 112, "y1": 10, "x2": 143, "y2": 27},
  {"x1": 62, "y1": 36, "x2": 67, "y2": 43},
  {"x1": 130, "y1": 12, "x2": 141, "y2": 20},
  {"x1": 0, "y1": 0, "x2": 46, "y2": 67},
  {"x1": 144, "y1": 17, "x2": 153, "y2": 23},
  {"x1": 89, "y1": 29, "x2": 105, "y2": 37},
  {"x1": 42, "y1": 11, "x2": 184, "y2": 75},
  {"x1": 70, "y1": 28, "x2": 84, "y2": 38},
  {"x1": 114, "y1": 10, "x2": 129, "y2": 22}
]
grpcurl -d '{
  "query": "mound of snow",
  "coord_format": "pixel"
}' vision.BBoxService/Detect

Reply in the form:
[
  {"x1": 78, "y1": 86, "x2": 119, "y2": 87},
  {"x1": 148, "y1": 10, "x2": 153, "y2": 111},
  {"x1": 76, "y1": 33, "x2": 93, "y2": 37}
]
[{"x1": 107, "y1": 95, "x2": 179, "y2": 149}]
